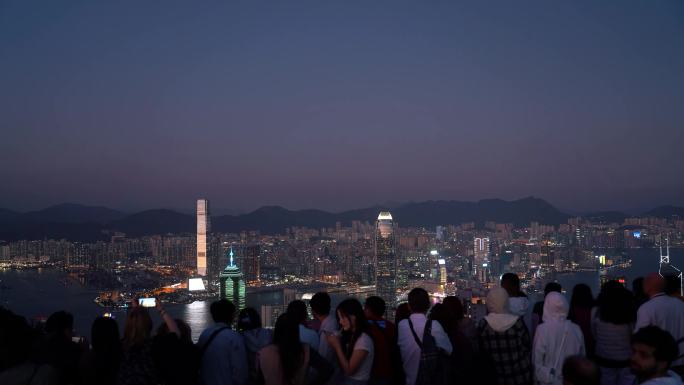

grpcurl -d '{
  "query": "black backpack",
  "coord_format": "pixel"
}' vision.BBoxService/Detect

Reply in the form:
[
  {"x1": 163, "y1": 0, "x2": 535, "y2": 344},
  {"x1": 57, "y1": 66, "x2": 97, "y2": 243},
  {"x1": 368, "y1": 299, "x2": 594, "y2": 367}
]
[{"x1": 408, "y1": 318, "x2": 450, "y2": 385}]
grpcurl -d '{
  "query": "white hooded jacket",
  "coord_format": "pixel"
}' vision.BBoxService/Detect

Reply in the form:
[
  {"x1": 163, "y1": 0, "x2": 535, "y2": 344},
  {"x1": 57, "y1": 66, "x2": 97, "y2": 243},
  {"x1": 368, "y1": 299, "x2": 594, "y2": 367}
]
[{"x1": 532, "y1": 292, "x2": 585, "y2": 385}]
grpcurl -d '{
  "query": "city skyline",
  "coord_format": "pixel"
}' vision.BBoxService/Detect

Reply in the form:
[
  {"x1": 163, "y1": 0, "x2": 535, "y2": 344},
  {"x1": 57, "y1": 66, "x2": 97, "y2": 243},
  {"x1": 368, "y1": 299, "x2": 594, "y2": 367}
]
[{"x1": 2, "y1": 1, "x2": 683, "y2": 213}]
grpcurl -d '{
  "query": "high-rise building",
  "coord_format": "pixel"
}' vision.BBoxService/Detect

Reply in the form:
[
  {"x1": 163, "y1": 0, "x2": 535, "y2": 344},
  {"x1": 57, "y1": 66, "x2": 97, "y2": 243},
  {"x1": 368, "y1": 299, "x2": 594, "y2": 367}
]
[
  {"x1": 375, "y1": 212, "x2": 397, "y2": 309},
  {"x1": 219, "y1": 248, "x2": 246, "y2": 311},
  {"x1": 197, "y1": 199, "x2": 210, "y2": 276},
  {"x1": 237, "y1": 244, "x2": 260, "y2": 283},
  {"x1": 473, "y1": 237, "x2": 490, "y2": 278}
]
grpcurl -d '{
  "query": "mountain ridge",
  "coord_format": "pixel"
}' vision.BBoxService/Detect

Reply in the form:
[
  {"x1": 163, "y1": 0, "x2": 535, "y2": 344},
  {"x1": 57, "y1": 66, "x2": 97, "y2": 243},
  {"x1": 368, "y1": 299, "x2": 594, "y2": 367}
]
[{"x1": 0, "y1": 200, "x2": 682, "y2": 242}]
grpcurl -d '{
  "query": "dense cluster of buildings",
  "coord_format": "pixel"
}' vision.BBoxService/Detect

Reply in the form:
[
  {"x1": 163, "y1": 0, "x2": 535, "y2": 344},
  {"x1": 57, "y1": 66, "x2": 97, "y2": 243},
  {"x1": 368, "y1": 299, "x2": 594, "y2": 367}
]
[{"x1": 1, "y1": 199, "x2": 683, "y2": 323}]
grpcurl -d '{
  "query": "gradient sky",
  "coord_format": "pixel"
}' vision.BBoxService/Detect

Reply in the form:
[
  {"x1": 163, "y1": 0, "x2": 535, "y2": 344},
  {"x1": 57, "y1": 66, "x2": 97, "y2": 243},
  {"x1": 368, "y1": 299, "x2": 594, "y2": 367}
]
[{"x1": 2, "y1": 1, "x2": 683, "y2": 213}]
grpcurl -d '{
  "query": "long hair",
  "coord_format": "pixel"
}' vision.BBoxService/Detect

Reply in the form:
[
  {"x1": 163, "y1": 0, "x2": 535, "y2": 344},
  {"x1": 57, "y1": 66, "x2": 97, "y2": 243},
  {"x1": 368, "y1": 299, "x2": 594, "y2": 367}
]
[
  {"x1": 597, "y1": 281, "x2": 636, "y2": 325},
  {"x1": 91, "y1": 316, "x2": 122, "y2": 372},
  {"x1": 237, "y1": 307, "x2": 262, "y2": 332},
  {"x1": 568, "y1": 283, "x2": 595, "y2": 321},
  {"x1": 336, "y1": 298, "x2": 367, "y2": 358},
  {"x1": 429, "y1": 303, "x2": 456, "y2": 337},
  {"x1": 122, "y1": 307, "x2": 152, "y2": 349},
  {"x1": 273, "y1": 313, "x2": 303, "y2": 384}
]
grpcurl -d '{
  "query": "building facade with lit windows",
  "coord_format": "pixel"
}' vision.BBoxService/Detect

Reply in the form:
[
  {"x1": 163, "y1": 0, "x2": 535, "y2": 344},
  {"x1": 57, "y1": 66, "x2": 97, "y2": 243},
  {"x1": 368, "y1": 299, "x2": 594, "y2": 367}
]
[
  {"x1": 375, "y1": 211, "x2": 397, "y2": 308},
  {"x1": 219, "y1": 248, "x2": 246, "y2": 310}
]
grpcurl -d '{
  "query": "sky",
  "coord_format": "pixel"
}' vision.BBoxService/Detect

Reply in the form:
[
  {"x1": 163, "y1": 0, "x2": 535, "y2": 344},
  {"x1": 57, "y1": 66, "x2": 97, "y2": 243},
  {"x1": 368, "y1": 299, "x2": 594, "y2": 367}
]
[{"x1": 1, "y1": 0, "x2": 683, "y2": 213}]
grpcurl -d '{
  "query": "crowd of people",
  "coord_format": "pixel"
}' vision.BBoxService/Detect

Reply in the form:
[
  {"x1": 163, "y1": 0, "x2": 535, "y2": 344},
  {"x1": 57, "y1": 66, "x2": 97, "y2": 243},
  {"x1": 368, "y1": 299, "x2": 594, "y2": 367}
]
[{"x1": 1, "y1": 271, "x2": 683, "y2": 385}]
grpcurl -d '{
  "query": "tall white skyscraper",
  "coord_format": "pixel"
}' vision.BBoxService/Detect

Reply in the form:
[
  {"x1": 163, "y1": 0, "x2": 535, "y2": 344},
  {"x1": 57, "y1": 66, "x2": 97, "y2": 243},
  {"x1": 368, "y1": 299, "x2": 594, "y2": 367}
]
[{"x1": 197, "y1": 199, "x2": 210, "y2": 276}]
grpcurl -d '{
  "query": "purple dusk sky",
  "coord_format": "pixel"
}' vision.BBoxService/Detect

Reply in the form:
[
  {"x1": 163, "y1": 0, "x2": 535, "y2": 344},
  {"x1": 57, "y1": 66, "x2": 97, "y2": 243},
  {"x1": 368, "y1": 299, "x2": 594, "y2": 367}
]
[{"x1": 1, "y1": 1, "x2": 683, "y2": 213}]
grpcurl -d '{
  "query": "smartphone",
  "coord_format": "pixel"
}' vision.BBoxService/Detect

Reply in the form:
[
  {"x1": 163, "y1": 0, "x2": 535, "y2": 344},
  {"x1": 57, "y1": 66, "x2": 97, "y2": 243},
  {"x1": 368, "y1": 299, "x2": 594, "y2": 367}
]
[
  {"x1": 139, "y1": 298, "x2": 156, "y2": 308},
  {"x1": 103, "y1": 312, "x2": 114, "y2": 318},
  {"x1": 71, "y1": 336, "x2": 84, "y2": 343}
]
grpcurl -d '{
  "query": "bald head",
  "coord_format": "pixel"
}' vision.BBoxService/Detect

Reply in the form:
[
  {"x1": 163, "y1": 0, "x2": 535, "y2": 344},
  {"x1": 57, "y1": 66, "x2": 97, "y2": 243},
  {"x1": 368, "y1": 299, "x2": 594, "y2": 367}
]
[
  {"x1": 643, "y1": 273, "x2": 665, "y2": 298},
  {"x1": 563, "y1": 355, "x2": 600, "y2": 385}
]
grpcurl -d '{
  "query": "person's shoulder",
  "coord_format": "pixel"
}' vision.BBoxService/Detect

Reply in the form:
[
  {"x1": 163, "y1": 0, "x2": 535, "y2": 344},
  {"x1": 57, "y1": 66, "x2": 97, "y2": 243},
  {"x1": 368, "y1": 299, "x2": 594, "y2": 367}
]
[{"x1": 356, "y1": 333, "x2": 374, "y2": 351}]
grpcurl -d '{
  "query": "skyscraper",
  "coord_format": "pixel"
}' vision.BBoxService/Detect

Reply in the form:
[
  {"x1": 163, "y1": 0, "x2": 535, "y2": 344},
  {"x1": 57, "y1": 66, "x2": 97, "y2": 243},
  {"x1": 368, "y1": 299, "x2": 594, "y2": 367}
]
[
  {"x1": 375, "y1": 211, "x2": 397, "y2": 308},
  {"x1": 219, "y1": 248, "x2": 246, "y2": 311},
  {"x1": 196, "y1": 199, "x2": 210, "y2": 276},
  {"x1": 473, "y1": 237, "x2": 490, "y2": 278}
]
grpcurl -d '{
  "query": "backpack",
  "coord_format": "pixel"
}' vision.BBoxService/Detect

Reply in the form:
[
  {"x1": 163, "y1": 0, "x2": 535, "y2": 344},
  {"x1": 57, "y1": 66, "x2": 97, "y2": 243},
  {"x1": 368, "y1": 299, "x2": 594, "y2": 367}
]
[{"x1": 408, "y1": 318, "x2": 450, "y2": 385}]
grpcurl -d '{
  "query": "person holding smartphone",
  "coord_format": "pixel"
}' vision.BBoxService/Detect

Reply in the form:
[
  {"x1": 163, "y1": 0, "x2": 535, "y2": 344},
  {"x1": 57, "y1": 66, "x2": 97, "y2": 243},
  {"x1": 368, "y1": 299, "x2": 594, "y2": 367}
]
[
  {"x1": 325, "y1": 299, "x2": 375, "y2": 385},
  {"x1": 118, "y1": 297, "x2": 180, "y2": 385}
]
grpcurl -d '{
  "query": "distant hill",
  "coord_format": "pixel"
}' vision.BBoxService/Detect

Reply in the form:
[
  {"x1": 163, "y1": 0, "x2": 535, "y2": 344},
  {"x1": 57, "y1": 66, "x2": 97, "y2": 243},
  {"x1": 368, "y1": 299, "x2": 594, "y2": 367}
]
[
  {"x1": 0, "y1": 198, "x2": 682, "y2": 241},
  {"x1": 108, "y1": 209, "x2": 194, "y2": 236},
  {"x1": 21, "y1": 203, "x2": 126, "y2": 224},
  {"x1": 582, "y1": 211, "x2": 629, "y2": 224},
  {"x1": 643, "y1": 205, "x2": 684, "y2": 219}
]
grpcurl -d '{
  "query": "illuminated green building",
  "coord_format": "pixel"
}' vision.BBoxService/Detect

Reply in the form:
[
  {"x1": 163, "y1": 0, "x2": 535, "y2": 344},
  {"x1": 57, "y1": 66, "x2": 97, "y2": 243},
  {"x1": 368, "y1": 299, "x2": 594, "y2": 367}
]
[{"x1": 219, "y1": 248, "x2": 246, "y2": 311}]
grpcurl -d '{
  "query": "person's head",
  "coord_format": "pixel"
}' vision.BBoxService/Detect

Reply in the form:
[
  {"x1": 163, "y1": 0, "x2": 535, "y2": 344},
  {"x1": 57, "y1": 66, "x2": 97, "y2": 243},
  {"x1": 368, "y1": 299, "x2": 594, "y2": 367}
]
[
  {"x1": 664, "y1": 275, "x2": 682, "y2": 297},
  {"x1": 91, "y1": 316, "x2": 121, "y2": 354},
  {"x1": 486, "y1": 287, "x2": 511, "y2": 315},
  {"x1": 310, "y1": 292, "x2": 331, "y2": 319},
  {"x1": 45, "y1": 310, "x2": 74, "y2": 339},
  {"x1": 123, "y1": 307, "x2": 152, "y2": 349},
  {"x1": 543, "y1": 292, "x2": 569, "y2": 322},
  {"x1": 597, "y1": 282, "x2": 636, "y2": 325},
  {"x1": 0, "y1": 308, "x2": 34, "y2": 369},
  {"x1": 237, "y1": 307, "x2": 262, "y2": 331},
  {"x1": 429, "y1": 303, "x2": 456, "y2": 335},
  {"x1": 631, "y1": 326, "x2": 679, "y2": 381},
  {"x1": 157, "y1": 318, "x2": 192, "y2": 344},
  {"x1": 544, "y1": 282, "x2": 562, "y2": 297},
  {"x1": 501, "y1": 273, "x2": 521, "y2": 296},
  {"x1": 570, "y1": 284, "x2": 594, "y2": 309},
  {"x1": 210, "y1": 299, "x2": 236, "y2": 325},
  {"x1": 442, "y1": 296, "x2": 465, "y2": 320},
  {"x1": 395, "y1": 303, "x2": 410, "y2": 323},
  {"x1": 364, "y1": 296, "x2": 386, "y2": 319},
  {"x1": 287, "y1": 300, "x2": 309, "y2": 325},
  {"x1": 273, "y1": 313, "x2": 303, "y2": 383},
  {"x1": 408, "y1": 288, "x2": 430, "y2": 314},
  {"x1": 336, "y1": 298, "x2": 366, "y2": 333},
  {"x1": 562, "y1": 355, "x2": 600, "y2": 385},
  {"x1": 336, "y1": 299, "x2": 367, "y2": 357},
  {"x1": 643, "y1": 273, "x2": 665, "y2": 298}
]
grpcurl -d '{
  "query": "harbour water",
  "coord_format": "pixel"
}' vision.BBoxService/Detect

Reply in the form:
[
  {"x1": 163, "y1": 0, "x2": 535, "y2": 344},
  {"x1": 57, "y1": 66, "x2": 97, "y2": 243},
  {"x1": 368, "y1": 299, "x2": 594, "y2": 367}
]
[{"x1": 1, "y1": 248, "x2": 681, "y2": 342}]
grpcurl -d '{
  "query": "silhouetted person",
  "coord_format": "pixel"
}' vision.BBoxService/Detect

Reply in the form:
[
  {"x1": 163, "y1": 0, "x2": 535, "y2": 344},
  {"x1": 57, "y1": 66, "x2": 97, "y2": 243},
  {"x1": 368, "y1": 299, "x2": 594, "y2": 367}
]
[
  {"x1": 533, "y1": 292, "x2": 586, "y2": 385},
  {"x1": 79, "y1": 316, "x2": 122, "y2": 385},
  {"x1": 40, "y1": 311, "x2": 82, "y2": 385},
  {"x1": 478, "y1": 287, "x2": 532, "y2": 385},
  {"x1": 197, "y1": 299, "x2": 247, "y2": 385},
  {"x1": 257, "y1": 313, "x2": 332, "y2": 385},
  {"x1": 635, "y1": 273, "x2": 684, "y2": 374},
  {"x1": 398, "y1": 288, "x2": 452, "y2": 385},
  {"x1": 394, "y1": 303, "x2": 410, "y2": 324},
  {"x1": 0, "y1": 307, "x2": 58, "y2": 385},
  {"x1": 238, "y1": 307, "x2": 272, "y2": 384},
  {"x1": 311, "y1": 292, "x2": 340, "y2": 384},
  {"x1": 592, "y1": 281, "x2": 637, "y2": 385},
  {"x1": 502, "y1": 273, "x2": 530, "y2": 326},
  {"x1": 118, "y1": 307, "x2": 158, "y2": 385},
  {"x1": 363, "y1": 296, "x2": 396, "y2": 385},
  {"x1": 630, "y1": 326, "x2": 683, "y2": 385},
  {"x1": 325, "y1": 298, "x2": 375, "y2": 385},
  {"x1": 568, "y1": 284, "x2": 595, "y2": 356},
  {"x1": 562, "y1": 356, "x2": 600, "y2": 385},
  {"x1": 533, "y1": 282, "x2": 562, "y2": 335},
  {"x1": 153, "y1": 318, "x2": 200, "y2": 385},
  {"x1": 287, "y1": 300, "x2": 319, "y2": 352}
]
